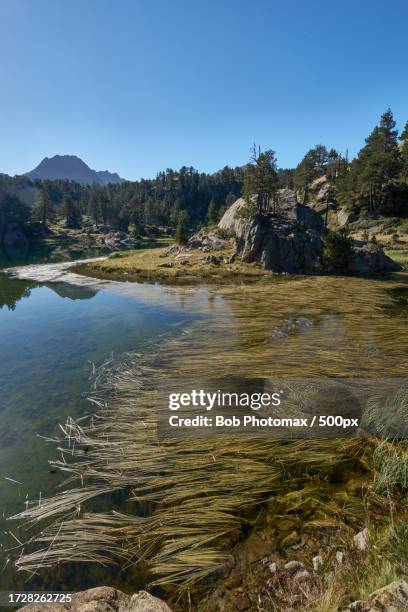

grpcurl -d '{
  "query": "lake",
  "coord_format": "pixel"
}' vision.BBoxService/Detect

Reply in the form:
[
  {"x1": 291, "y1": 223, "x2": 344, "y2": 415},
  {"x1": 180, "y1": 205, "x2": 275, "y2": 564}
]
[{"x1": 0, "y1": 257, "x2": 407, "y2": 590}]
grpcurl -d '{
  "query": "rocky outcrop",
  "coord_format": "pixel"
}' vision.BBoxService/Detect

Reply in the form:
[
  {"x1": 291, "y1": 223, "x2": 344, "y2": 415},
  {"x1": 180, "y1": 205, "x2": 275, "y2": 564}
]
[
  {"x1": 218, "y1": 193, "x2": 403, "y2": 275},
  {"x1": 344, "y1": 579, "x2": 408, "y2": 611},
  {"x1": 218, "y1": 193, "x2": 325, "y2": 274},
  {"x1": 18, "y1": 587, "x2": 172, "y2": 612}
]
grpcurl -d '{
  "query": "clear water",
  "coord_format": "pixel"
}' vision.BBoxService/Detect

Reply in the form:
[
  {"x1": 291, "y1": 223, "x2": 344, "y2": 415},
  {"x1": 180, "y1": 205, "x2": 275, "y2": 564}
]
[{"x1": 0, "y1": 263, "x2": 203, "y2": 565}]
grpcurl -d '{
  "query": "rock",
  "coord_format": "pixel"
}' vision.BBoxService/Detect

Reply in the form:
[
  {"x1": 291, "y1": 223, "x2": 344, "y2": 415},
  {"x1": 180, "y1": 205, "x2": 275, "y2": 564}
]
[
  {"x1": 186, "y1": 230, "x2": 228, "y2": 252},
  {"x1": 18, "y1": 587, "x2": 172, "y2": 612},
  {"x1": 225, "y1": 569, "x2": 243, "y2": 589},
  {"x1": 104, "y1": 231, "x2": 138, "y2": 250},
  {"x1": 268, "y1": 562, "x2": 278, "y2": 573},
  {"x1": 128, "y1": 591, "x2": 172, "y2": 611},
  {"x1": 344, "y1": 579, "x2": 408, "y2": 612},
  {"x1": 312, "y1": 555, "x2": 324, "y2": 571},
  {"x1": 350, "y1": 241, "x2": 402, "y2": 274},
  {"x1": 201, "y1": 255, "x2": 221, "y2": 265},
  {"x1": 218, "y1": 196, "x2": 402, "y2": 275},
  {"x1": 284, "y1": 560, "x2": 305, "y2": 574},
  {"x1": 337, "y1": 207, "x2": 357, "y2": 227},
  {"x1": 336, "y1": 550, "x2": 344, "y2": 564},
  {"x1": 353, "y1": 528, "x2": 369, "y2": 551},
  {"x1": 310, "y1": 176, "x2": 328, "y2": 191},
  {"x1": 174, "y1": 254, "x2": 190, "y2": 265},
  {"x1": 218, "y1": 195, "x2": 325, "y2": 274},
  {"x1": 158, "y1": 262, "x2": 174, "y2": 268},
  {"x1": 161, "y1": 244, "x2": 179, "y2": 257},
  {"x1": 294, "y1": 569, "x2": 311, "y2": 582}
]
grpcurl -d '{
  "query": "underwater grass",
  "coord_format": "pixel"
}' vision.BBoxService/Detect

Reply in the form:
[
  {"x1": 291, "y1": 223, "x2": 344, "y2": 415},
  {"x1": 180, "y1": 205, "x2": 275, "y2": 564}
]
[{"x1": 9, "y1": 272, "x2": 408, "y2": 592}]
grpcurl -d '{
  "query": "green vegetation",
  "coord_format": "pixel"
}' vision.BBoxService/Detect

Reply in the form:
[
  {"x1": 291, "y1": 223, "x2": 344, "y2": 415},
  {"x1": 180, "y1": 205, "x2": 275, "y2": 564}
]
[
  {"x1": 1, "y1": 108, "x2": 408, "y2": 261},
  {"x1": 321, "y1": 230, "x2": 354, "y2": 273},
  {"x1": 243, "y1": 144, "x2": 279, "y2": 213},
  {"x1": 82, "y1": 242, "x2": 272, "y2": 284}
]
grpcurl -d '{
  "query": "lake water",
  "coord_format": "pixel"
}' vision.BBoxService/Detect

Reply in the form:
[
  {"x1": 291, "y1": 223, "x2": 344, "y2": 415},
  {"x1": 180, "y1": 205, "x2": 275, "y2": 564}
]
[{"x1": 0, "y1": 258, "x2": 407, "y2": 591}]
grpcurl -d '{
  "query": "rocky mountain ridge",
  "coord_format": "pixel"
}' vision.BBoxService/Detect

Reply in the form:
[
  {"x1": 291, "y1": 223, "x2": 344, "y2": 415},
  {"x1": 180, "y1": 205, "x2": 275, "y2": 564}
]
[{"x1": 25, "y1": 155, "x2": 125, "y2": 185}]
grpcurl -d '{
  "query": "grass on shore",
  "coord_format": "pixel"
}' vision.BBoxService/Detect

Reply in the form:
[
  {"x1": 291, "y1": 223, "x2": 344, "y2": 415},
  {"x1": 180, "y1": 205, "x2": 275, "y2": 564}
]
[{"x1": 78, "y1": 242, "x2": 274, "y2": 285}]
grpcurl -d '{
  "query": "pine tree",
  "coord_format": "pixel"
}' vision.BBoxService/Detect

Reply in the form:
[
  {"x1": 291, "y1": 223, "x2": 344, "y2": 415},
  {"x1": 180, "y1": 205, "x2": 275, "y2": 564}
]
[
  {"x1": 399, "y1": 121, "x2": 408, "y2": 180},
  {"x1": 87, "y1": 191, "x2": 100, "y2": 226},
  {"x1": 243, "y1": 145, "x2": 279, "y2": 214},
  {"x1": 63, "y1": 194, "x2": 81, "y2": 228},
  {"x1": 207, "y1": 198, "x2": 218, "y2": 224},
  {"x1": 293, "y1": 145, "x2": 330, "y2": 203},
  {"x1": 358, "y1": 109, "x2": 401, "y2": 214},
  {"x1": 337, "y1": 109, "x2": 402, "y2": 215},
  {"x1": 32, "y1": 191, "x2": 54, "y2": 225},
  {"x1": 175, "y1": 210, "x2": 189, "y2": 244}
]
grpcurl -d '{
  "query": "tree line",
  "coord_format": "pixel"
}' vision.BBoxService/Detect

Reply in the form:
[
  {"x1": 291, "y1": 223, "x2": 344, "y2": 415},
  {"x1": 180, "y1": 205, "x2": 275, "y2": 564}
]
[{"x1": 1, "y1": 108, "x2": 407, "y2": 240}]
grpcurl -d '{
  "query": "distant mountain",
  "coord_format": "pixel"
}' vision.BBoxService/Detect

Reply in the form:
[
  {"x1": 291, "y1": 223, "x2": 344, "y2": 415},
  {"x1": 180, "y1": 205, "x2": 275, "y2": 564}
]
[{"x1": 25, "y1": 155, "x2": 126, "y2": 185}]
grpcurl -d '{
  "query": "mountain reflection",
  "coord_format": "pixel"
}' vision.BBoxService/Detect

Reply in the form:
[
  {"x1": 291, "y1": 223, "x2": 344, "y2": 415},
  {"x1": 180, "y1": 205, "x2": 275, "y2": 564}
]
[
  {"x1": 0, "y1": 275, "x2": 99, "y2": 311},
  {"x1": 46, "y1": 282, "x2": 98, "y2": 301}
]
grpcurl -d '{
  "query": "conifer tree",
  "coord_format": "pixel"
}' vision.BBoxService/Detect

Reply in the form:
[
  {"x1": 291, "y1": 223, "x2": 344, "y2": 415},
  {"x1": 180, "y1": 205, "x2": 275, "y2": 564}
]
[
  {"x1": 32, "y1": 191, "x2": 54, "y2": 225},
  {"x1": 63, "y1": 194, "x2": 81, "y2": 228},
  {"x1": 243, "y1": 145, "x2": 279, "y2": 214},
  {"x1": 207, "y1": 198, "x2": 218, "y2": 224}
]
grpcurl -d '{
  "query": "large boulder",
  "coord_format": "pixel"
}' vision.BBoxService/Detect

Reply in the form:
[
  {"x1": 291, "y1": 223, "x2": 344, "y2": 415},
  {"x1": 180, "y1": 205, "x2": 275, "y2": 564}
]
[
  {"x1": 351, "y1": 241, "x2": 402, "y2": 274},
  {"x1": 218, "y1": 193, "x2": 325, "y2": 274}
]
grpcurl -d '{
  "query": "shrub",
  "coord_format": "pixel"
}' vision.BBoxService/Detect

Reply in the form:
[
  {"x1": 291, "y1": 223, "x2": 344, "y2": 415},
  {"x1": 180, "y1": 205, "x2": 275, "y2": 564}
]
[
  {"x1": 234, "y1": 202, "x2": 256, "y2": 220},
  {"x1": 214, "y1": 227, "x2": 233, "y2": 240},
  {"x1": 321, "y1": 230, "x2": 354, "y2": 273}
]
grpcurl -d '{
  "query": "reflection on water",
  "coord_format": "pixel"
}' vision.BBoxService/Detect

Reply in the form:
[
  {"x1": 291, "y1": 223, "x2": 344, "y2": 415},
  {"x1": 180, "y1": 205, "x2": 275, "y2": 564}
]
[{"x1": 0, "y1": 264, "x2": 206, "y2": 525}]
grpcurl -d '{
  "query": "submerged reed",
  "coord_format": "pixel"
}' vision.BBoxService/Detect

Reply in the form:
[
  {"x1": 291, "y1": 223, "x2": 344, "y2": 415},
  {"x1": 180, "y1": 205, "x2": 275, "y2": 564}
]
[{"x1": 9, "y1": 274, "x2": 408, "y2": 591}]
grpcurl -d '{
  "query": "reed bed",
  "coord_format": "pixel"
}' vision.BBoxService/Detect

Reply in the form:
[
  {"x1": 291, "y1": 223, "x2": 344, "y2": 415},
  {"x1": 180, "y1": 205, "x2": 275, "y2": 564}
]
[{"x1": 9, "y1": 273, "x2": 408, "y2": 591}]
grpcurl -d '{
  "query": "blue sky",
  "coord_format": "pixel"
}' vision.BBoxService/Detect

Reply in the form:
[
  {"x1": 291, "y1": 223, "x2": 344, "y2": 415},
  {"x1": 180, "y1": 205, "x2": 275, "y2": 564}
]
[{"x1": 1, "y1": 0, "x2": 407, "y2": 180}]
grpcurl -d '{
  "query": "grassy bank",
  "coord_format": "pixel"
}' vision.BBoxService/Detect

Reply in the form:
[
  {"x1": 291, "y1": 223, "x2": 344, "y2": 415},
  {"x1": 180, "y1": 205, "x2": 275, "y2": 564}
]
[{"x1": 78, "y1": 242, "x2": 274, "y2": 285}]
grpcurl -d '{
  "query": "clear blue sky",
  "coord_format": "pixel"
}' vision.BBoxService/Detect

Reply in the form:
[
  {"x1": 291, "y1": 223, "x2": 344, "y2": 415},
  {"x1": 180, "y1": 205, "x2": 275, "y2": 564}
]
[{"x1": 1, "y1": 0, "x2": 407, "y2": 180}]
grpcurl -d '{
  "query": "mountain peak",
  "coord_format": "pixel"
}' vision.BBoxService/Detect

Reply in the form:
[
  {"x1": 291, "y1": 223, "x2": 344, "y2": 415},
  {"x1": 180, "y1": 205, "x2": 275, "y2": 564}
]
[{"x1": 25, "y1": 155, "x2": 126, "y2": 185}]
